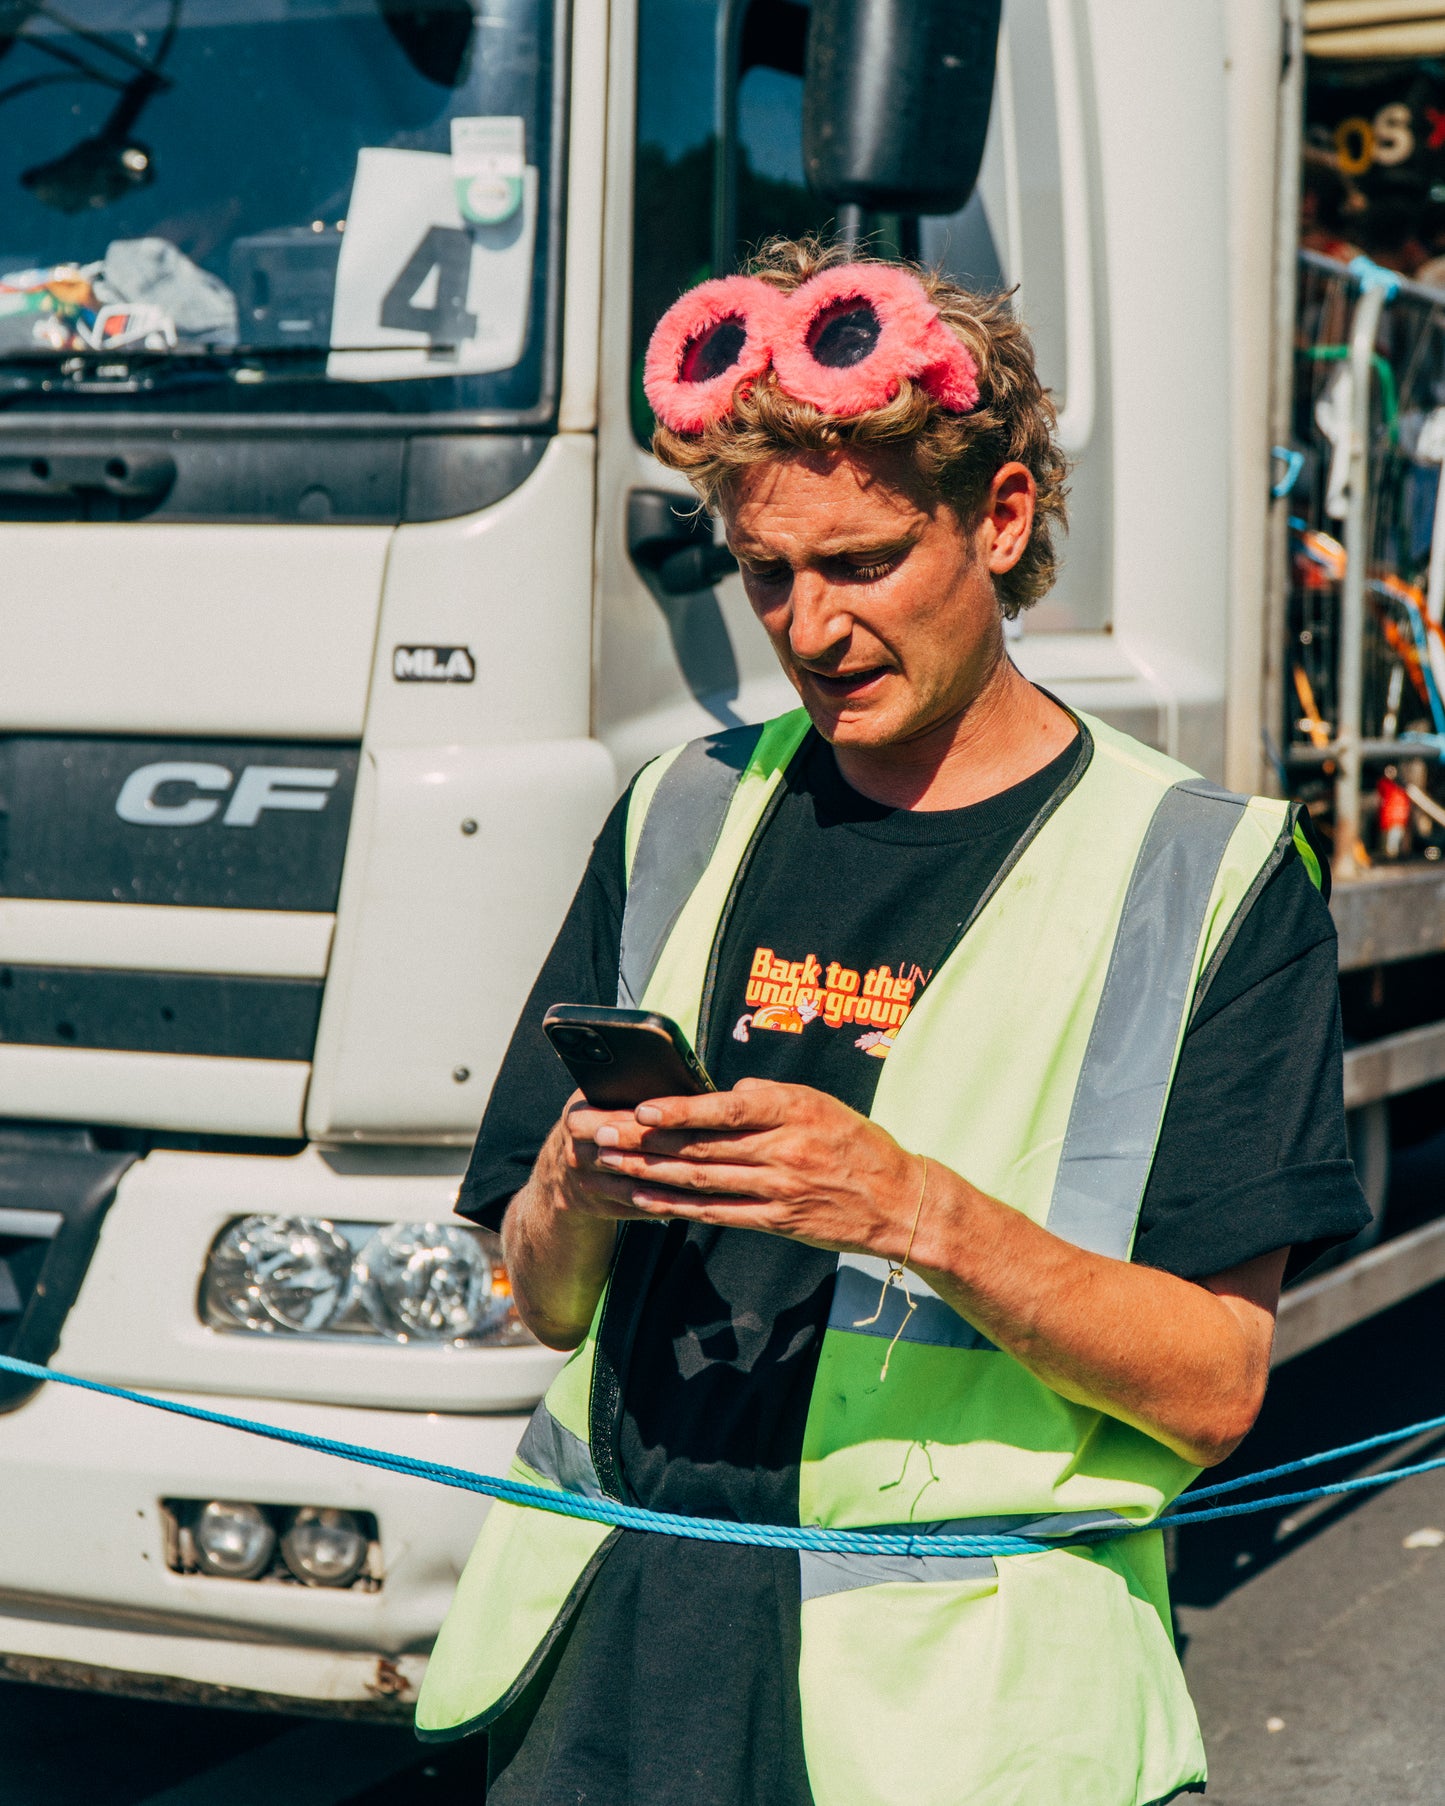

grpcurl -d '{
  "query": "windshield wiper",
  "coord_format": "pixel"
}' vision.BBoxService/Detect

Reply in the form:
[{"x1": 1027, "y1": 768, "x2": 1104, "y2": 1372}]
[{"x1": 0, "y1": 343, "x2": 472, "y2": 398}]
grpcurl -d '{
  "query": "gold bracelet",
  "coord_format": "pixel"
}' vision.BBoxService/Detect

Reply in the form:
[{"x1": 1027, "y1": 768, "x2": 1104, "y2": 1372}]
[{"x1": 852, "y1": 1156, "x2": 929, "y2": 1381}]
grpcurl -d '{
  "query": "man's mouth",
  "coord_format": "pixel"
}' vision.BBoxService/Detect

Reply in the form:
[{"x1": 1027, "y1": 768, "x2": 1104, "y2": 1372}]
[{"x1": 801, "y1": 666, "x2": 890, "y2": 701}]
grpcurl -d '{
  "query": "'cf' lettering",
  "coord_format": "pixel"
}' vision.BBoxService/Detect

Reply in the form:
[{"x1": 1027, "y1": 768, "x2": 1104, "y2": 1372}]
[
  {"x1": 221, "y1": 766, "x2": 339, "y2": 827},
  {"x1": 115, "y1": 761, "x2": 231, "y2": 826},
  {"x1": 115, "y1": 762, "x2": 340, "y2": 828}
]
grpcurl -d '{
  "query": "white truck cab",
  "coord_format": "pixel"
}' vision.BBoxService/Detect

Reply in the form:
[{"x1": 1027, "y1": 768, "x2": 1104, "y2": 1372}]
[{"x1": 0, "y1": 0, "x2": 1403, "y2": 1714}]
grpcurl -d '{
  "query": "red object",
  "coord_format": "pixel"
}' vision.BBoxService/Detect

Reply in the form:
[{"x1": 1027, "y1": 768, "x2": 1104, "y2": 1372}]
[{"x1": 1378, "y1": 776, "x2": 1412, "y2": 840}]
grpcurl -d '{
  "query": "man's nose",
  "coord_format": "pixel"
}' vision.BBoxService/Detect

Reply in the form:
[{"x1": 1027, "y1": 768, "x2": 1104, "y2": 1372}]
[{"x1": 787, "y1": 572, "x2": 851, "y2": 663}]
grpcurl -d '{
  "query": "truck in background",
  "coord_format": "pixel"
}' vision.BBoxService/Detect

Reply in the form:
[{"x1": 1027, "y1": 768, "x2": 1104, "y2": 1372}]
[{"x1": 0, "y1": 0, "x2": 1432, "y2": 1715}]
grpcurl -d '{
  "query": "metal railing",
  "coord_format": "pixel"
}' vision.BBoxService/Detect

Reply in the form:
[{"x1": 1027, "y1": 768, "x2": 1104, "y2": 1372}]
[{"x1": 1289, "y1": 249, "x2": 1445, "y2": 882}]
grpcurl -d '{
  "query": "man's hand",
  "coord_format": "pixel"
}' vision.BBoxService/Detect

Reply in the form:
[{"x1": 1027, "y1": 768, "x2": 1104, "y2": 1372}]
[
  {"x1": 550, "y1": 1093, "x2": 664, "y2": 1222},
  {"x1": 502, "y1": 1081, "x2": 918, "y2": 1351},
  {"x1": 501, "y1": 1092, "x2": 660, "y2": 1350},
  {"x1": 592, "y1": 1077, "x2": 925, "y2": 1256}
]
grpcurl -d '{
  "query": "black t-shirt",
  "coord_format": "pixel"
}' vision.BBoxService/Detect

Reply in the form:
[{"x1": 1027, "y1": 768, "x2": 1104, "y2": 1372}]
[{"x1": 466, "y1": 730, "x2": 1369, "y2": 1806}]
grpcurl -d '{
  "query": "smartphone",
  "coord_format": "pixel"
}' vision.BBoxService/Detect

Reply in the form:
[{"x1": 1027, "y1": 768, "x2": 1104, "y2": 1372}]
[{"x1": 542, "y1": 1004, "x2": 715, "y2": 1110}]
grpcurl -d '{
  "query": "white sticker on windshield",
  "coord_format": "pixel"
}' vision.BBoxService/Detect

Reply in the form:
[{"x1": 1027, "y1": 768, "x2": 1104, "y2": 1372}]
[
  {"x1": 451, "y1": 115, "x2": 524, "y2": 225},
  {"x1": 327, "y1": 147, "x2": 536, "y2": 384}
]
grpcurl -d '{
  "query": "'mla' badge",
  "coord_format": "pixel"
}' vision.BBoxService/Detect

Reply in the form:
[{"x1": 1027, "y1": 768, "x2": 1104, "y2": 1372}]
[{"x1": 393, "y1": 645, "x2": 476, "y2": 683}]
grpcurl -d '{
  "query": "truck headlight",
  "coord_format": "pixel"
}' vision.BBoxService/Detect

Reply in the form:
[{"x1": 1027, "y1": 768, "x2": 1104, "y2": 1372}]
[
  {"x1": 354, "y1": 1221, "x2": 511, "y2": 1342},
  {"x1": 200, "y1": 1215, "x2": 531, "y2": 1347},
  {"x1": 204, "y1": 1215, "x2": 353, "y2": 1333}
]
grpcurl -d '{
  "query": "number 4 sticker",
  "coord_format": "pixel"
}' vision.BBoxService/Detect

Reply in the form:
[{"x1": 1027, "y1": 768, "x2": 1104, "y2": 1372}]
[
  {"x1": 328, "y1": 146, "x2": 537, "y2": 383},
  {"x1": 379, "y1": 226, "x2": 478, "y2": 350}
]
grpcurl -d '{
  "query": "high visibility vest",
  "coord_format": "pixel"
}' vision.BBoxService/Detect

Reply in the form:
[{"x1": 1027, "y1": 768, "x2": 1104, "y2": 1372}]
[{"x1": 417, "y1": 709, "x2": 1307, "y2": 1806}]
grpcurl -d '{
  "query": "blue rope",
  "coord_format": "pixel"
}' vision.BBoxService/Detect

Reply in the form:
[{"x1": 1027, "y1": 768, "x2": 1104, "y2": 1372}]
[
  {"x1": 1177, "y1": 1407, "x2": 1445, "y2": 1502},
  {"x1": 5, "y1": 1351, "x2": 1445, "y2": 1555}
]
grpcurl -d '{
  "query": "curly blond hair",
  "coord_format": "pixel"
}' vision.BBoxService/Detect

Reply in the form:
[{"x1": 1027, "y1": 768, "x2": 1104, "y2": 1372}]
[{"x1": 650, "y1": 237, "x2": 1069, "y2": 618}]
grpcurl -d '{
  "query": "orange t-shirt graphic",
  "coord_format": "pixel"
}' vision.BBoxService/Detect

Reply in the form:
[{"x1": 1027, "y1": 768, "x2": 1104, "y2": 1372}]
[{"x1": 734, "y1": 946, "x2": 930, "y2": 1059}]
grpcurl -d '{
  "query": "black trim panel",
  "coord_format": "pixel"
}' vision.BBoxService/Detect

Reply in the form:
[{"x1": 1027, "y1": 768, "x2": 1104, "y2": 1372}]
[
  {"x1": 0, "y1": 737, "x2": 358, "y2": 912},
  {"x1": 0, "y1": 967, "x2": 322, "y2": 1061},
  {"x1": 0, "y1": 430, "x2": 550, "y2": 525},
  {"x1": 0, "y1": 1125, "x2": 137, "y2": 1412}
]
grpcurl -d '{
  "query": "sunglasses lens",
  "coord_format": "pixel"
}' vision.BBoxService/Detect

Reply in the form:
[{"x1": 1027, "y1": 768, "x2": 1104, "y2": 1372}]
[
  {"x1": 680, "y1": 316, "x2": 747, "y2": 384},
  {"x1": 808, "y1": 300, "x2": 882, "y2": 369}
]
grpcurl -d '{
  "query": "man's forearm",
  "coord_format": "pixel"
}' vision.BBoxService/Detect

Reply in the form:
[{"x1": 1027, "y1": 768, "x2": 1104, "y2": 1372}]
[
  {"x1": 503, "y1": 1129, "x2": 619, "y2": 1350},
  {"x1": 907, "y1": 1166, "x2": 1283, "y2": 1467}
]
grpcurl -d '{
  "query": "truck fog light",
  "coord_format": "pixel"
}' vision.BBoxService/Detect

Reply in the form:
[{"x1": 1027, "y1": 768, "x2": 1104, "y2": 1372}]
[
  {"x1": 280, "y1": 1507, "x2": 369, "y2": 1587},
  {"x1": 354, "y1": 1221, "x2": 507, "y2": 1342},
  {"x1": 203, "y1": 1214, "x2": 353, "y2": 1333},
  {"x1": 193, "y1": 1501, "x2": 276, "y2": 1579}
]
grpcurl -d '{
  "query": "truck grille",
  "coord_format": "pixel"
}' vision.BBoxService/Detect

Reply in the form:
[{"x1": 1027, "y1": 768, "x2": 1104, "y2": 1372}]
[
  {"x1": 0, "y1": 967, "x2": 321, "y2": 1061},
  {"x1": 0, "y1": 735, "x2": 357, "y2": 1064},
  {"x1": 0, "y1": 735, "x2": 359, "y2": 912}
]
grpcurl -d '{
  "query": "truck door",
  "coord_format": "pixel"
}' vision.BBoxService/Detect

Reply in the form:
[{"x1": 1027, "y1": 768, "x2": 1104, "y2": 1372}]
[{"x1": 595, "y1": 0, "x2": 837, "y2": 774}]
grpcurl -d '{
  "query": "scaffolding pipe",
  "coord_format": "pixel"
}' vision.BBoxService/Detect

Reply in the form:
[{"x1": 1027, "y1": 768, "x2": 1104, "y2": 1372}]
[
  {"x1": 1333, "y1": 275, "x2": 1391, "y2": 881},
  {"x1": 1261, "y1": 0, "x2": 1305, "y2": 796}
]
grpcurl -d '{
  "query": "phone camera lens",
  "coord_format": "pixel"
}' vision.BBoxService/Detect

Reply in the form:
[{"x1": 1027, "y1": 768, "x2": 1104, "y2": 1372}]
[{"x1": 551, "y1": 1025, "x2": 612, "y2": 1064}]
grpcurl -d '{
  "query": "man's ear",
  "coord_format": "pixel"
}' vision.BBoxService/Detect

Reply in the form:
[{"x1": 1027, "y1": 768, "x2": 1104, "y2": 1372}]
[{"x1": 984, "y1": 463, "x2": 1036, "y2": 576}]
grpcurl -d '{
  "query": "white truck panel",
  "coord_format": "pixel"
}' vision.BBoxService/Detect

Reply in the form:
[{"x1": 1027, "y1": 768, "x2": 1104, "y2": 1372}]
[
  {"x1": 0, "y1": 900, "x2": 333, "y2": 978},
  {"x1": 308, "y1": 436, "x2": 619, "y2": 1138},
  {"x1": 0, "y1": 523, "x2": 390, "y2": 738},
  {"x1": 1081, "y1": 0, "x2": 1232, "y2": 779},
  {"x1": 58, "y1": 1147, "x2": 566, "y2": 1411},
  {"x1": 307, "y1": 737, "x2": 617, "y2": 1139},
  {"x1": 365, "y1": 435, "x2": 597, "y2": 749},
  {"x1": 0, "y1": 1046, "x2": 309, "y2": 1136},
  {"x1": 0, "y1": 1378, "x2": 521, "y2": 1689},
  {"x1": 1011, "y1": 631, "x2": 1166, "y2": 750},
  {"x1": 1223, "y1": 0, "x2": 1292, "y2": 794},
  {"x1": 558, "y1": 0, "x2": 609, "y2": 433}
]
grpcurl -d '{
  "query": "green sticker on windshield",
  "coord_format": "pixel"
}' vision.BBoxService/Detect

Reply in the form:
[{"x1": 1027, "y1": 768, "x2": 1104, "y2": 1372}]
[{"x1": 451, "y1": 116, "x2": 524, "y2": 226}]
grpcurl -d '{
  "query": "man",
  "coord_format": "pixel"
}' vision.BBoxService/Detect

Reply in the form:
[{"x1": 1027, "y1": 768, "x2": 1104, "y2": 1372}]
[{"x1": 416, "y1": 240, "x2": 1369, "y2": 1805}]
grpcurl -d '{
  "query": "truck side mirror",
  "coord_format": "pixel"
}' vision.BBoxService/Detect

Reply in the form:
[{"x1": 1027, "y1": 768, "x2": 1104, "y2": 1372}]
[{"x1": 802, "y1": 0, "x2": 1002, "y2": 217}]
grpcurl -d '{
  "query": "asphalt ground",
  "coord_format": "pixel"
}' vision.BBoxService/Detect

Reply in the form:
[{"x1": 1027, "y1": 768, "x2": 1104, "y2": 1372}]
[
  {"x1": 1176, "y1": 1123, "x2": 1445, "y2": 1804},
  {"x1": 4, "y1": 1138, "x2": 1445, "y2": 1803}
]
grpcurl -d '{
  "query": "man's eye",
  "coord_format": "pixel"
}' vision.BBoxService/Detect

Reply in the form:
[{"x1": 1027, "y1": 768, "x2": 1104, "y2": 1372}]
[
  {"x1": 848, "y1": 558, "x2": 899, "y2": 582},
  {"x1": 746, "y1": 563, "x2": 791, "y2": 585}
]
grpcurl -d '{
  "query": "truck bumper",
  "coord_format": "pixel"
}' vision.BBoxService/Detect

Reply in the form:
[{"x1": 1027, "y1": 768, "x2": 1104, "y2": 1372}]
[{"x1": 0, "y1": 1379, "x2": 525, "y2": 1709}]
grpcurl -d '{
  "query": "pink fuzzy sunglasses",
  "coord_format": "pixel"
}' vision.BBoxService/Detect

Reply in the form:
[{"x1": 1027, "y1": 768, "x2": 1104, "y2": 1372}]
[{"x1": 643, "y1": 264, "x2": 980, "y2": 436}]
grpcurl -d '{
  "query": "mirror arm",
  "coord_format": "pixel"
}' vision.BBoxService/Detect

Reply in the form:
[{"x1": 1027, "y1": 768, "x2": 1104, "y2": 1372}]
[{"x1": 712, "y1": 0, "x2": 748, "y2": 275}]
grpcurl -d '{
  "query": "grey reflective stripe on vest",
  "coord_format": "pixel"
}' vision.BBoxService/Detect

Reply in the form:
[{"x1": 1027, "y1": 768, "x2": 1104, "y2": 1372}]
[
  {"x1": 831, "y1": 1253, "x2": 996, "y2": 1351},
  {"x1": 797, "y1": 1506, "x2": 1133, "y2": 1600},
  {"x1": 1045, "y1": 779, "x2": 1250, "y2": 1258},
  {"x1": 800, "y1": 1550, "x2": 997, "y2": 1601},
  {"x1": 617, "y1": 725, "x2": 765, "y2": 1008},
  {"x1": 516, "y1": 1403, "x2": 604, "y2": 1500}
]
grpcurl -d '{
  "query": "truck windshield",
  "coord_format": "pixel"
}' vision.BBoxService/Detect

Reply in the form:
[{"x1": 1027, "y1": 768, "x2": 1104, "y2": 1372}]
[{"x1": 0, "y1": 0, "x2": 559, "y2": 417}]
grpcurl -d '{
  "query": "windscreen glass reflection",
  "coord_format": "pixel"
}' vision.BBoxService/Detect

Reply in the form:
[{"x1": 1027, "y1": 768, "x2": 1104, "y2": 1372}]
[{"x1": 0, "y1": 0, "x2": 556, "y2": 414}]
